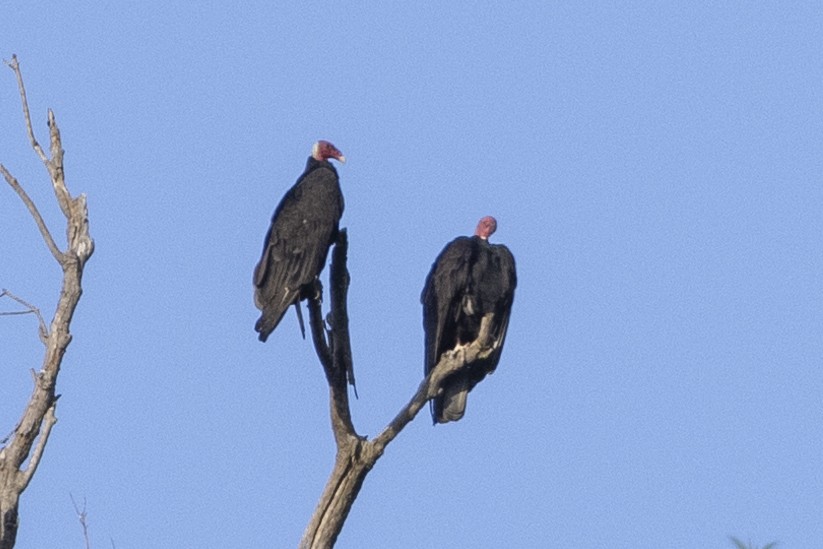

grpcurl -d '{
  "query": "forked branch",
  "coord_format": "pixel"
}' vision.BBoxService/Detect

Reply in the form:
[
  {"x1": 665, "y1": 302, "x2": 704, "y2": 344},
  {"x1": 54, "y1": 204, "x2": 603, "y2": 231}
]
[{"x1": 300, "y1": 230, "x2": 496, "y2": 549}]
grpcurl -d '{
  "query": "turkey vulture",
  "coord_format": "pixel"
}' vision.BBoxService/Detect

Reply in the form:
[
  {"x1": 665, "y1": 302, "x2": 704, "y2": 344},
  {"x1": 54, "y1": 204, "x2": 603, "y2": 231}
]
[
  {"x1": 421, "y1": 216, "x2": 517, "y2": 423},
  {"x1": 253, "y1": 140, "x2": 345, "y2": 342}
]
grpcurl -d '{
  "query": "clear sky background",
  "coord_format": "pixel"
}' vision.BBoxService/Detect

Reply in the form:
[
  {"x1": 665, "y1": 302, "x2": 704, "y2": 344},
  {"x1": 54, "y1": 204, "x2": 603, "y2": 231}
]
[{"x1": 1, "y1": 2, "x2": 821, "y2": 548}]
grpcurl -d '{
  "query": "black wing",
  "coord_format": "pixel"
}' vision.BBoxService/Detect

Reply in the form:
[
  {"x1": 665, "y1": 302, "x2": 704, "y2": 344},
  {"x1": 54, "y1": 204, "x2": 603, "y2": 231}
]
[
  {"x1": 254, "y1": 158, "x2": 343, "y2": 341},
  {"x1": 421, "y1": 236, "x2": 477, "y2": 379},
  {"x1": 421, "y1": 236, "x2": 516, "y2": 423},
  {"x1": 477, "y1": 242, "x2": 516, "y2": 373}
]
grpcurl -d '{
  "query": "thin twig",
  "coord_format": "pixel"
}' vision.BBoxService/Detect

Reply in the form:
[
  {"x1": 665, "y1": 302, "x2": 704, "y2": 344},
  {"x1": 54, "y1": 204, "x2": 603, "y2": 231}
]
[
  {"x1": 70, "y1": 494, "x2": 91, "y2": 549},
  {"x1": 0, "y1": 165, "x2": 64, "y2": 262},
  {"x1": 1, "y1": 289, "x2": 49, "y2": 338},
  {"x1": 3, "y1": 55, "x2": 48, "y2": 164}
]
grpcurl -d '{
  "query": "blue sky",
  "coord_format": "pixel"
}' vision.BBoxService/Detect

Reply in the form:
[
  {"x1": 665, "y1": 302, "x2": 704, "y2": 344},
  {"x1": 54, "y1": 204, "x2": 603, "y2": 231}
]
[{"x1": 1, "y1": 2, "x2": 821, "y2": 548}]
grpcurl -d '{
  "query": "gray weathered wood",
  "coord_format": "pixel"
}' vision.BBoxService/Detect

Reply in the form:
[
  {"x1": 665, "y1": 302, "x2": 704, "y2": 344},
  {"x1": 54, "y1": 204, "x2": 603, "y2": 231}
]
[{"x1": 0, "y1": 55, "x2": 94, "y2": 549}]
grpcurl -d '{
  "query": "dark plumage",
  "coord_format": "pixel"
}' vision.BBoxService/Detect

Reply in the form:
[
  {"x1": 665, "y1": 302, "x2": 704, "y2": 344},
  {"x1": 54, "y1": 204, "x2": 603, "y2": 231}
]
[
  {"x1": 254, "y1": 140, "x2": 345, "y2": 342},
  {"x1": 421, "y1": 216, "x2": 517, "y2": 423}
]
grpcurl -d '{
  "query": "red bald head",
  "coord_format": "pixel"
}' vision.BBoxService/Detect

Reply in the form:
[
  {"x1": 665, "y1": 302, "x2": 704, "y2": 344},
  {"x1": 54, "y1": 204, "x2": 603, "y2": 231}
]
[
  {"x1": 312, "y1": 140, "x2": 346, "y2": 164},
  {"x1": 474, "y1": 216, "x2": 498, "y2": 240}
]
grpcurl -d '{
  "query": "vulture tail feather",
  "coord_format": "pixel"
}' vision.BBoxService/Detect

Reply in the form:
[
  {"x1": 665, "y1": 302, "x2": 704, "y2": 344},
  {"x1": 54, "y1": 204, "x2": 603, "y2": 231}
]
[{"x1": 438, "y1": 375, "x2": 471, "y2": 423}]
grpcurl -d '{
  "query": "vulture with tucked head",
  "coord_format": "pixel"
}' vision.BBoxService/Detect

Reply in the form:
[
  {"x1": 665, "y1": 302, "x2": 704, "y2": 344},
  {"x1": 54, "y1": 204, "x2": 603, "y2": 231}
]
[
  {"x1": 421, "y1": 216, "x2": 517, "y2": 423},
  {"x1": 253, "y1": 140, "x2": 345, "y2": 342}
]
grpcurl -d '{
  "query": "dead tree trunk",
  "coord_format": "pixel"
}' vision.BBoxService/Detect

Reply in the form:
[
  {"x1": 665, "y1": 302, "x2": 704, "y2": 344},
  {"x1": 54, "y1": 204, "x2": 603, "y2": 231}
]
[
  {"x1": 298, "y1": 230, "x2": 499, "y2": 549},
  {"x1": 0, "y1": 55, "x2": 94, "y2": 549}
]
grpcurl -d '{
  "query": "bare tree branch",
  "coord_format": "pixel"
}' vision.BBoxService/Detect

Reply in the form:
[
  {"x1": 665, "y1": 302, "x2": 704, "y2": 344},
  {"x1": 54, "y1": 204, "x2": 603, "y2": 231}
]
[
  {"x1": 16, "y1": 400, "x2": 58, "y2": 492},
  {"x1": 45, "y1": 109, "x2": 73, "y2": 220},
  {"x1": 0, "y1": 55, "x2": 94, "y2": 549},
  {"x1": 0, "y1": 290, "x2": 47, "y2": 340},
  {"x1": 3, "y1": 56, "x2": 48, "y2": 165},
  {"x1": 0, "y1": 165, "x2": 63, "y2": 263},
  {"x1": 306, "y1": 231, "x2": 359, "y2": 446}
]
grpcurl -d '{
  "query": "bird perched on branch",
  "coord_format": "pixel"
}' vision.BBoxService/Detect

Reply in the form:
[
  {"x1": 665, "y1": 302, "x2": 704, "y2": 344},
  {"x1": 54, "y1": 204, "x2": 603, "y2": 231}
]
[
  {"x1": 421, "y1": 216, "x2": 517, "y2": 423},
  {"x1": 254, "y1": 140, "x2": 345, "y2": 342}
]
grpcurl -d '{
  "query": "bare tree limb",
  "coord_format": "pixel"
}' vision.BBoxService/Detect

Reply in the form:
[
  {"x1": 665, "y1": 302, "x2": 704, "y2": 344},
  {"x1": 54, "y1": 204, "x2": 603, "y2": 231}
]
[
  {"x1": 372, "y1": 344, "x2": 491, "y2": 453},
  {"x1": 45, "y1": 109, "x2": 73, "y2": 221},
  {"x1": 306, "y1": 231, "x2": 359, "y2": 446},
  {"x1": 3, "y1": 56, "x2": 48, "y2": 165},
  {"x1": 0, "y1": 165, "x2": 63, "y2": 263},
  {"x1": 299, "y1": 230, "x2": 497, "y2": 549},
  {"x1": 0, "y1": 290, "x2": 47, "y2": 340},
  {"x1": 325, "y1": 232, "x2": 358, "y2": 438},
  {"x1": 16, "y1": 400, "x2": 58, "y2": 492},
  {"x1": 0, "y1": 55, "x2": 94, "y2": 549}
]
